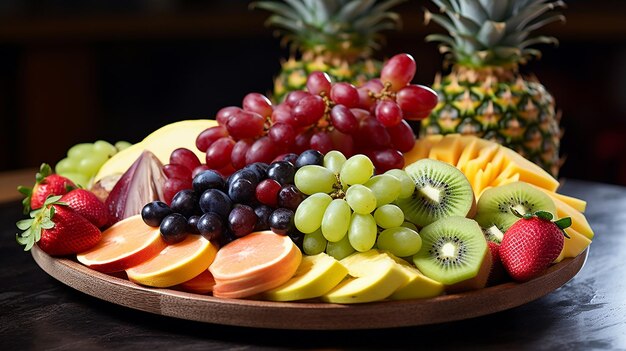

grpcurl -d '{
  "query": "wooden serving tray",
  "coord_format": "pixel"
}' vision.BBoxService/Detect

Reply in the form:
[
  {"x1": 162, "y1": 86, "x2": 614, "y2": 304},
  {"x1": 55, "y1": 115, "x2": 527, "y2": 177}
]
[{"x1": 31, "y1": 245, "x2": 587, "y2": 330}]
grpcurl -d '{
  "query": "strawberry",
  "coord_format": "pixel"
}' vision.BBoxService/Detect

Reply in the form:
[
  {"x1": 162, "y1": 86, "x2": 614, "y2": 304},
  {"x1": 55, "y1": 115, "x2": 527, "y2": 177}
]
[
  {"x1": 60, "y1": 189, "x2": 110, "y2": 228},
  {"x1": 16, "y1": 195, "x2": 101, "y2": 256},
  {"x1": 499, "y1": 210, "x2": 571, "y2": 282},
  {"x1": 17, "y1": 164, "x2": 75, "y2": 214}
]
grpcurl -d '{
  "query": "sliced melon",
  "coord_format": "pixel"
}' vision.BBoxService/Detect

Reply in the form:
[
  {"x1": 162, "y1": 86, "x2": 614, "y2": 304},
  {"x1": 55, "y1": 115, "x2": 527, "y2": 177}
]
[
  {"x1": 554, "y1": 228, "x2": 592, "y2": 263},
  {"x1": 428, "y1": 134, "x2": 464, "y2": 165}
]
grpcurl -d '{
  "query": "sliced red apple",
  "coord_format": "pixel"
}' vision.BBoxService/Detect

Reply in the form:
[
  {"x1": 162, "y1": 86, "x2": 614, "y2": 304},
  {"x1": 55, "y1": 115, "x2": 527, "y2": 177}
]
[{"x1": 77, "y1": 215, "x2": 167, "y2": 273}]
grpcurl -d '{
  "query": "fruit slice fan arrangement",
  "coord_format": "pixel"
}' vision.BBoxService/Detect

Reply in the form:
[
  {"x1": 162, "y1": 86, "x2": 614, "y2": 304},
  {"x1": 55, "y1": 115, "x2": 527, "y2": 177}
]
[{"x1": 15, "y1": 53, "x2": 594, "y2": 304}]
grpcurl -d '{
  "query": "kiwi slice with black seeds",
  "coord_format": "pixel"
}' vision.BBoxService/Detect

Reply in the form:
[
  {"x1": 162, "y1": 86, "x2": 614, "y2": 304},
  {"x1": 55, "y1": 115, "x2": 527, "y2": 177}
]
[
  {"x1": 475, "y1": 181, "x2": 556, "y2": 233},
  {"x1": 395, "y1": 159, "x2": 475, "y2": 228},
  {"x1": 412, "y1": 216, "x2": 490, "y2": 291}
]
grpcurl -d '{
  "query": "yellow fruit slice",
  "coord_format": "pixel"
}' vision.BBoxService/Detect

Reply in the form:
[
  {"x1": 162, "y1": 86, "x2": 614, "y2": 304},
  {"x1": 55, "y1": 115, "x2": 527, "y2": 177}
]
[
  {"x1": 428, "y1": 134, "x2": 464, "y2": 165},
  {"x1": 554, "y1": 228, "x2": 592, "y2": 263},
  {"x1": 382, "y1": 252, "x2": 444, "y2": 300},
  {"x1": 403, "y1": 134, "x2": 443, "y2": 166},
  {"x1": 499, "y1": 147, "x2": 560, "y2": 191},
  {"x1": 263, "y1": 253, "x2": 348, "y2": 301},
  {"x1": 95, "y1": 119, "x2": 216, "y2": 181},
  {"x1": 321, "y1": 251, "x2": 408, "y2": 304},
  {"x1": 455, "y1": 138, "x2": 481, "y2": 170},
  {"x1": 551, "y1": 192, "x2": 587, "y2": 213},
  {"x1": 552, "y1": 196, "x2": 594, "y2": 240},
  {"x1": 462, "y1": 143, "x2": 499, "y2": 176},
  {"x1": 126, "y1": 235, "x2": 218, "y2": 288}
]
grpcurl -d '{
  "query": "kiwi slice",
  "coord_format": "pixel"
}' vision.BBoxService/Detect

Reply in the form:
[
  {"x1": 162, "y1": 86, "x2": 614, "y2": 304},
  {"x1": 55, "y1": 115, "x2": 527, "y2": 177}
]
[
  {"x1": 475, "y1": 181, "x2": 556, "y2": 233},
  {"x1": 412, "y1": 216, "x2": 490, "y2": 290},
  {"x1": 395, "y1": 159, "x2": 475, "y2": 228}
]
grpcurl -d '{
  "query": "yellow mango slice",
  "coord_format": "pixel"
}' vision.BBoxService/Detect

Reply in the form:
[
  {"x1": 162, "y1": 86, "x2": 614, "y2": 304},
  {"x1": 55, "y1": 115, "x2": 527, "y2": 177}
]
[
  {"x1": 403, "y1": 134, "x2": 443, "y2": 166},
  {"x1": 551, "y1": 192, "x2": 587, "y2": 213},
  {"x1": 554, "y1": 228, "x2": 592, "y2": 263},
  {"x1": 428, "y1": 134, "x2": 464, "y2": 165}
]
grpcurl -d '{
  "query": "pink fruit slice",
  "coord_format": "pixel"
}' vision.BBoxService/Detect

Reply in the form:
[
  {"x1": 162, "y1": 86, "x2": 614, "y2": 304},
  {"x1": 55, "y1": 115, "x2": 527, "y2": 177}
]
[{"x1": 77, "y1": 215, "x2": 167, "y2": 273}]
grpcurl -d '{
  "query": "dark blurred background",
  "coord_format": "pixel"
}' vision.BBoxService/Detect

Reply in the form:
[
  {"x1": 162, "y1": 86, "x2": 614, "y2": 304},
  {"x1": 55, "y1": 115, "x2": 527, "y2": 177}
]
[{"x1": 0, "y1": 0, "x2": 625, "y2": 185}]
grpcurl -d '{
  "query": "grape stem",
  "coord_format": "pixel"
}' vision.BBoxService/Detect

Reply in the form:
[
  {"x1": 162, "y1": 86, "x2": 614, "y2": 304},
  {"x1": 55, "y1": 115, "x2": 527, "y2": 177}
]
[
  {"x1": 368, "y1": 82, "x2": 396, "y2": 101},
  {"x1": 330, "y1": 174, "x2": 345, "y2": 199}
]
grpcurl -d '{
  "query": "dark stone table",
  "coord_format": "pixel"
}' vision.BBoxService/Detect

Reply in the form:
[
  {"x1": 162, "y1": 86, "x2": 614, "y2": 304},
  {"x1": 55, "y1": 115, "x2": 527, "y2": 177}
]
[{"x1": 1, "y1": 179, "x2": 625, "y2": 350}]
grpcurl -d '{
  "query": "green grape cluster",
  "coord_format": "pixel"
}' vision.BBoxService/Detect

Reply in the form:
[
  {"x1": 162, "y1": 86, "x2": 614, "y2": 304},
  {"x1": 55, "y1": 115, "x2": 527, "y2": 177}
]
[
  {"x1": 294, "y1": 151, "x2": 422, "y2": 260},
  {"x1": 55, "y1": 140, "x2": 131, "y2": 187}
]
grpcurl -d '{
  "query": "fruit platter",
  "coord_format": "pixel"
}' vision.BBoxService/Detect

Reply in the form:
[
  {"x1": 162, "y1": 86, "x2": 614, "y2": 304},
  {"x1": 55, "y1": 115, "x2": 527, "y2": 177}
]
[{"x1": 15, "y1": 0, "x2": 594, "y2": 330}]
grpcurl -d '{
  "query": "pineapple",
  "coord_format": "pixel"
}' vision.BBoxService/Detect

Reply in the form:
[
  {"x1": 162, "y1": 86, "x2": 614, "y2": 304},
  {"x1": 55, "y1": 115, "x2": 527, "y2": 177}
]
[
  {"x1": 420, "y1": 0, "x2": 566, "y2": 177},
  {"x1": 253, "y1": 0, "x2": 405, "y2": 102}
]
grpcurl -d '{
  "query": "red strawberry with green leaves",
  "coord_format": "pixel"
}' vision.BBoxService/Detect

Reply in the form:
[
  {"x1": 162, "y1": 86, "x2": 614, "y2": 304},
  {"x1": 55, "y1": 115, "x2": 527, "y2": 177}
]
[
  {"x1": 17, "y1": 164, "x2": 75, "y2": 214},
  {"x1": 16, "y1": 195, "x2": 101, "y2": 256},
  {"x1": 500, "y1": 210, "x2": 571, "y2": 282},
  {"x1": 60, "y1": 189, "x2": 110, "y2": 228}
]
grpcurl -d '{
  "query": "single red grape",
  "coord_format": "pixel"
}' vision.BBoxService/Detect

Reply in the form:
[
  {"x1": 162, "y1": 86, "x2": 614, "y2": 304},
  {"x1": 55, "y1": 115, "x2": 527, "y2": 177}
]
[
  {"x1": 268, "y1": 122, "x2": 297, "y2": 147},
  {"x1": 375, "y1": 100, "x2": 404, "y2": 127},
  {"x1": 243, "y1": 92, "x2": 273, "y2": 118},
  {"x1": 231, "y1": 139, "x2": 254, "y2": 170},
  {"x1": 306, "y1": 71, "x2": 332, "y2": 96},
  {"x1": 191, "y1": 164, "x2": 210, "y2": 179},
  {"x1": 330, "y1": 82, "x2": 359, "y2": 108},
  {"x1": 386, "y1": 119, "x2": 416, "y2": 152},
  {"x1": 330, "y1": 105, "x2": 358, "y2": 134},
  {"x1": 256, "y1": 179, "x2": 281, "y2": 207},
  {"x1": 293, "y1": 95, "x2": 326, "y2": 127},
  {"x1": 245, "y1": 136, "x2": 278, "y2": 165},
  {"x1": 170, "y1": 148, "x2": 201, "y2": 172},
  {"x1": 225, "y1": 109, "x2": 266, "y2": 140},
  {"x1": 380, "y1": 53, "x2": 416, "y2": 91},
  {"x1": 196, "y1": 125, "x2": 228, "y2": 152},
  {"x1": 205, "y1": 137, "x2": 235, "y2": 169},
  {"x1": 396, "y1": 84, "x2": 439, "y2": 120}
]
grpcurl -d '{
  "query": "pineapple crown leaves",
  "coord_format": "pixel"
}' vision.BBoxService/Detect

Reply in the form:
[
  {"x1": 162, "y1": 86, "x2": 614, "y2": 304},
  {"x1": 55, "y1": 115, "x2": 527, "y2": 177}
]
[
  {"x1": 16, "y1": 195, "x2": 67, "y2": 251},
  {"x1": 251, "y1": 0, "x2": 405, "y2": 60},
  {"x1": 424, "y1": 0, "x2": 566, "y2": 68},
  {"x1": 510, "y1": 208, "x2": 571, "y2": 238}
]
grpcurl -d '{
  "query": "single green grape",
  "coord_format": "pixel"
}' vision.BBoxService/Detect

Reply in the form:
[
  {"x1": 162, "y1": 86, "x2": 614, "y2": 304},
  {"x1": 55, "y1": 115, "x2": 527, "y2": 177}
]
[
  {"x1": 364, "y1": 174, "x2": 401, "y2": 207},
  {"x1": 321, "y1": 199, "x2": 352, "y2": 242},
  {"x1": 374, "y1": 204, "x2": 405, "y2": 229},
  {"x1": 115, "y1": 141, "x2": 132, "y2": 151},
  {"x1": 345, "y1": 184, "x2": 377, "y2": 214},
  {"x1": 377, "y1": 227, "x2": 422, "y2": 257},
  {"x1": 326, "y1": 235, "x2": 355, "y2": 260},
  {"x1": 339, "y1": 154, "x2": 374, "y2": 185},
  {"x1": 323, "y1": 150, "x2": 346, "y2": 174},
  {"x1": 385, "y1": 169, "x2": 415, "y2": 199},
  {"x1": 348, "y1": 212, "x2": 377, "y2": 252},
  {"x1": 93, "y1": 140, "x2": 118, "y2": 157},
  {"x1": 67, "y1": 143, "x2": 95, "y2": 160},
  {"x1": 294, "y1": 193, "x2": 332, "y2": 233},
  {"x1": 303, "y1": 229, "x2": 327, "y2": 255},
  {"x1": 55, "y1": 157, "x2": 78, "y2": 174},
  {"x1": 294, "y1": 165, "x2": 338, "y2": 195},
  {"x1": 78, "y1": 153, "x2": 108, "y2": 177}
]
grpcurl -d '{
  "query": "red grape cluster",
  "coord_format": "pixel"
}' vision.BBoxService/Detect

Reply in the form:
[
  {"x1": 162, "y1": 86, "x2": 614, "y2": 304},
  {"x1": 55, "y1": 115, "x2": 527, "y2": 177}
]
[{"x1": 195, "y1": 53, "x2": 437, "y2": 174}]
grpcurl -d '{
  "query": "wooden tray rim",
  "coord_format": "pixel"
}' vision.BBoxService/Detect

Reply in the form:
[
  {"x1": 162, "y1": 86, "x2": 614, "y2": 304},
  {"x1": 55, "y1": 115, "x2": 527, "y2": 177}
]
[{"x1": 31, "y1": 245, "x2": 588, "y2": 330}]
